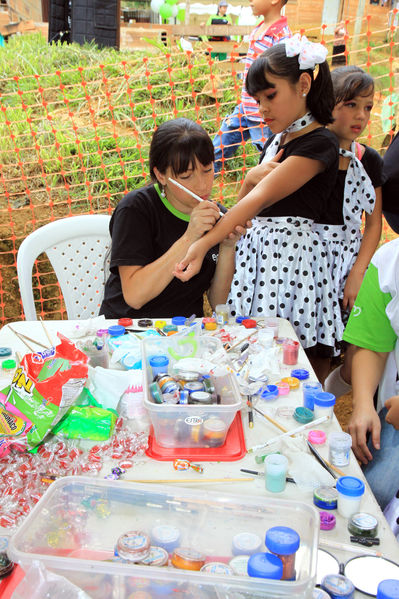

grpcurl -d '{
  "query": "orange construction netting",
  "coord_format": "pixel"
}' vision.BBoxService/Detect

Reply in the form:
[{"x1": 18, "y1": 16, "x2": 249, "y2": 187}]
[{"x1": 0, "y1": 10, "x2": 398, "y2": 324}]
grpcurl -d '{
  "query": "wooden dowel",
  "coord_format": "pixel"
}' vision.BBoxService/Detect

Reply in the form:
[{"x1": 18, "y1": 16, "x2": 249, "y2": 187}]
[
  {"x1": 125, "y1": 477, "x2": 254, "y2": 484},
  {"x1": 226, "y1": 330, "x2": 258, "y2": 353},
  {"x1": 8, "y1": 325, "x2": 47, "y2": 350},
  {"x1": 40, "y1": 317, "x2": 54, "y2": 347}
]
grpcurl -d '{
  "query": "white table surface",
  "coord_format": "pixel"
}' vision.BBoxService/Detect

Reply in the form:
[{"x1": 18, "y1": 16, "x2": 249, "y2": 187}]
[{"x1": 1, "y1": 318, "x2": 398, "y2": 596}]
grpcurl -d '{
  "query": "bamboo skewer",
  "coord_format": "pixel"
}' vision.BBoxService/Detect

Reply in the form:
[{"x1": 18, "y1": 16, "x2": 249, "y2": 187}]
[
  {"x1": 125, "y1": 477, "x2": 254, "y2": 484},
  {"x1": 40, "y1": 317, "x2": 54, "y2": 347},
  {"x1": 226, "y1": 330, "x2": 258, "y2": 353},
  {"x1": 7, "y1": 325, "x2": 48, "y2": 351}
]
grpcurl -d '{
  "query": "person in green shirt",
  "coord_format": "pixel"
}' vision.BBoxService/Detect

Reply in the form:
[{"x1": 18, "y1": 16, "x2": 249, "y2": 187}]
[
  {"x1": 343, "y1": 237, "x2": 399, "y2": 509},
  {"x1": 203, "y1": 1, "x2": 233, "y2": 60}
]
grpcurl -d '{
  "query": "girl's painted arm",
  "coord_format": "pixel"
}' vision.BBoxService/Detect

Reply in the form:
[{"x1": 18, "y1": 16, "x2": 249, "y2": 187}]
[
  {"x1": 342, "y1": 187, "x2": 382, "y2": 310},
  {"x1": 174, "y1": 155, "x2": 324, "y2": 281}
]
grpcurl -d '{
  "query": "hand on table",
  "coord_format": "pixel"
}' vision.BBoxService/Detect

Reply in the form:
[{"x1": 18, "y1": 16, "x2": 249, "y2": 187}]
[{"x1": 347, "y1": 405, "x2": 381, "y2": 464}]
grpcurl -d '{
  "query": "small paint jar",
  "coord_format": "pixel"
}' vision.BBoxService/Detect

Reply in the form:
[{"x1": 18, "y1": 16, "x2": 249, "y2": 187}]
[
  {"x1": 348, "y1": 512, "x2": 378, "y2": 538},
  {"x1": 336, "y1": 476, "x2": 365, "y2": 518},
  {"x1": 277, "y1": 382, "x2": 290, "y2": 395},
  {"x1": 303, "y1": 381, "x2": 323, "y2": 411},
  {"x1": 215, "y1": 303, "x2": 229, "y2": 326},
  {"x1": 260, "y1": 384, "x2": 279, "y2": 401},
  {"x1": 149, "y1": 382, "x2": 163, "y2": 404},
  {"x1": 185, "y1": 381, "x2": 205, "y2": 394},
  {"x1": 281, "y1": 376, "x2": 300, "y2": 390},
  {"x1": 313, "y1": 485, "x2": 338, "y2": 510},
  {"x1": 313, "y1": 589, "x2": 333, "y2": 599},
  {"x1": 118, "y1": 317, "x2": 133, "y2": 327},
  {"x1": 328, "y1": 431, "x2": 352, "y2": 467},
  {"x1": 242, "y1": 318, "x2": 257, "y2": 329},
  {"x1": 377, "y1": 579, "x2": 399, "y2": 599},
  {"x1": 151, "y1": 524, "x2": 181, "y2": 553},
  {"x1": 247, "y1": 552, "x2": 283, "y2": 580},
  {"x1": 291, "y1": 368, "x2": 309, "y2": 381},
  {"x1": 149, "y1": 355, "x2": 169, "y2": 378},
  {"x1": 171, "y1": 316, "x2": 186, "y2": 326},
  {"x1": 232, "y1": 532, "x2": 262, "y2": 556},
  {"x1": 200, "y1": 562, "x2": 234, "y2": 575},
  {"x1": 171, "y1": 547, "x2": 206, "y2": 571},
  {"x1": 265, "y1": 526, "x2": 300, "y2": 581},
  {"x1": 116, "y1": 530, "x2": 151, "y2": 562},
  {"x1": 320, "y1": 511, "x2": 336, "y2": 531},
  {"x1": 264, "y1": 453, "x2": 288, "y2": 493},
  {"x1": 313, "y1": 392, "x2": 336, "y2": 420},
  {"x1": 163, "y1": 324, "x2": 178, "y2": 334},
  {"x1": 203, "y1": 417, "x2": 227, "y2": 445},
  {"x1": 294, "y1": 406, "x2": 314, "y2": 424},
  {"x1": 258, "y1": 328, "x2": 274, "y2": 348},
  {"x1": 190, "y1": 391, "x2": 212, "y2": 405},
  {"x1": 308, "y1": 430, "x2": 326, "y2": 445},
  {"x1": 264, "y1": 317, "x2": 279, "y2": 338},
  {"x1": 140, "y1": 546, "x2": 169, "y2": 567},
  {"x1": 229, "y1": 554, "x2": 250, "y2": 576},
  {"x1": 321, "y1": 574, "x2": 355, "y2": 599},
  {"x1": 108, "y1": 324, "x2": 126, "y2": 337},
  {"x1": 283, "y1": 339, "x2": 299, "y2": 365}
]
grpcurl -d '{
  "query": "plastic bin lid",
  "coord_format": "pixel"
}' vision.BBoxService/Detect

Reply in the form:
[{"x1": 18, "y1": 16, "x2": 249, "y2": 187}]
[
  {"x1": 247, "y1": 552, "x2": 283, "y2": 579},
  {"x1": 265, "y1": 526, "x2": 300, "y2": 555},
  {"x1": 336, "y1": 476, "x2": 365, "y2": 497},
  {"x1": 377, "y1": 579, "x2": 399, "y2": 599}
]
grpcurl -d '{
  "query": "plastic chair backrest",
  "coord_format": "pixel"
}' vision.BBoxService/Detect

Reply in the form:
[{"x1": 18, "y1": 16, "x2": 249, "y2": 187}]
[{"x1": 17, "y1": 215, "x2": 111, "y2": 320}]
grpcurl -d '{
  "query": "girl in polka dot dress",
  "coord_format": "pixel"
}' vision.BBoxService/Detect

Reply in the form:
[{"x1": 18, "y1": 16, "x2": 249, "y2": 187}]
[
  {"x1": 320, "y1": 66, "x2": 382, "y2": 393},
  {"x1": 175, "y1": 35, "x2": 342, "y2": 378}
]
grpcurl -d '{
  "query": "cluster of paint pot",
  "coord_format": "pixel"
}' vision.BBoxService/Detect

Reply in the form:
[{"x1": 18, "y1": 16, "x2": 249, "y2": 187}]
[{"x1": 114, "y1": 526, "x2": 300, "y2": 582}]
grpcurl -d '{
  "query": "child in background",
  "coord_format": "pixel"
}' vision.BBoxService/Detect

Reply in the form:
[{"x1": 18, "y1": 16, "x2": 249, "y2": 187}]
[
  {"x1": 321, "y1": 66, "x2": 382, "y2": 390},
  {"x1": 175, "y1": 36, "x2": 341, "y2": 379},
  {"x1": 342, "y1": 237, "x2": 399, "y2": 510},
  {"x1": 213, "y1": 0, "x2": 291, "y2": 174}
]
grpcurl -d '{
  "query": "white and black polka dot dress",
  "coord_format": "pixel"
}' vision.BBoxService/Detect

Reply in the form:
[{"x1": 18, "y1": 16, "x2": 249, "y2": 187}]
[{"x1": 228, "y1": 216, "x2": 343, "y2": 350}]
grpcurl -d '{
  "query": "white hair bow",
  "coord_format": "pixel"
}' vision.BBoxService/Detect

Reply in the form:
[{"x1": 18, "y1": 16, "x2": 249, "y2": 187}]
[{"x1": 285, "y1": 34, "x2": 328, "y2": 70}]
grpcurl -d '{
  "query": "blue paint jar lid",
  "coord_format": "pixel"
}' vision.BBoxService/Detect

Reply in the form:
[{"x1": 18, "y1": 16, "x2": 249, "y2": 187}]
[
  {"x1": 232, "y1": 532, "x2": 262, "y2": 556},
  {"x1": 149, "y1": 355, "x2": 169, "y2": 368},
  {"x1": 321, "y1": 574, "x2": 355, "y2": 599},
  {"x1": 171, "y1": 316, "x2": 186, "y2": 326},
  {"x1": 313, "y1": 589, "x2": 332, "y2": 599},
  {"x1": 151, "y1": 524, "x2": 181, "y2": 553},
  {"x1": 294, "y1": 406, "x2": 314, "y2": 424},
  {"x1": 108, "y1": 324, "x2": 125, "y2": 337},
  {"x1": 291, "y1": 368, "x2": 309, "y2": 380},
  {"x1": 313, "y1": 391, "x2": 336, "y2": 407},
  {"x1": 0, "y1": 347, "x2": 12, "y2": 357},
  {"x1": 247, "y1": 552, "x2": 283, "y2": 580},
  {"x1": 265, "y1": 526, "x2": 300, "y2": 555},
  {"x1": 336, "y1": 476, "x2": 365, "y2": 497},
  {"x1": 260, "y1": 384, "x2": 279, "y2": 401},
  {"x1": 235, "y1": 316, "x2": 249, "y2": 323},
  {"x1": 377, "y1": 580, "x2": 399, "y2": 599}
]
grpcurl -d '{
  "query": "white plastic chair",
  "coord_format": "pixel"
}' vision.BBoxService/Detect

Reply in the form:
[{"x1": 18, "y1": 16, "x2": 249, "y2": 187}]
[{"x1": 17, "y1": 215, "x2": 111, "y2": 320}]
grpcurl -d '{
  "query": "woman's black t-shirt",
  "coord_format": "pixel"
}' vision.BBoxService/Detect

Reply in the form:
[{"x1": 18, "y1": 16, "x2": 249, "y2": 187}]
[
  {"x1": 257, "y1": 128, "x2": 339, "y2": 220},
  {"x1": 100, "y1": 185, "x2": 218, "y2": 319}
]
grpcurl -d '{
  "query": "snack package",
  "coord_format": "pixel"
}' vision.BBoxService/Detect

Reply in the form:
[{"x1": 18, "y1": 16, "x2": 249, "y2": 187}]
[{"x1": 1, "y1": 333, "x2": 89, "y2": 450}]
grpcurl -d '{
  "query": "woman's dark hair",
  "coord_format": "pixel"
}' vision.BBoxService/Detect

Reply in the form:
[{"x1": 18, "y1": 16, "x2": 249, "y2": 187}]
[
  {"x1": 149, "y1": 118, "x2": 214, "y2": 180},
  {"x1": 245, "y1": 42, "x2": 334, "y2": 125},
  {"x1": 331, "y1": 65, "x2": 374, "y2": 104}
]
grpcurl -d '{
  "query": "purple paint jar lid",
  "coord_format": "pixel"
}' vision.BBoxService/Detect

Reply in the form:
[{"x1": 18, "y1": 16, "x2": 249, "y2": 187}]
[{"x1": 320, "y1": 511, "x2": 336, "y2": 531}]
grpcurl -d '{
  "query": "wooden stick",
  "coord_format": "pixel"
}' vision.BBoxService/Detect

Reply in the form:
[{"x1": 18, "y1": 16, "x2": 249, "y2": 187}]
[
  {"x1": 8, "y1": 325, "x2": 36, "y2": 352},
  {"x1": 226, "y1": 330, "x2": 258, "y2": 353},
  {"x1": 125, "y1": 477, "x2": 254, "y2": 484},
  {"x1": 40, "y1": 317, "x2": 54, "y2": 347}
]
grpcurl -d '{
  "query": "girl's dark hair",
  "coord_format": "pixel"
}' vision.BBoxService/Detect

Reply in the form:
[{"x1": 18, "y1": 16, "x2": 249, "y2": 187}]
[
  {"x1": 331, "y1": 65, "x2": 374, "y2": 104},
  {"x1": 245, "y1": 42, "x2": 334, "y2": 125},
  {"x1": 149, "y1": 118, "x2": 214, "y2": 180}
]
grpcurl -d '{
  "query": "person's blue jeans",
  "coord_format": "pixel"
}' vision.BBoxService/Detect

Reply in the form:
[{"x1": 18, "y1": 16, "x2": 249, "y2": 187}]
[
  {"x1": 362, "y1": 407, "x2": 399, "y2": 510},
  {"x1": 213, "y1": 104, "x2": 271, "y2": 174}
]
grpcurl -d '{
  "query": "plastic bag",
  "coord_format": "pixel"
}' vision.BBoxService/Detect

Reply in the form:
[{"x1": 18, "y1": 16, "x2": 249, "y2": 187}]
[
  {"x1": 12, "y1": 560, "x2": 93, "y2": 599},
  {"x1": 52, "y1": 405, "x2": 117, "y2": 441},
  {"x1": 1, "y1": 334, "x2": 88, "y2": 450}
]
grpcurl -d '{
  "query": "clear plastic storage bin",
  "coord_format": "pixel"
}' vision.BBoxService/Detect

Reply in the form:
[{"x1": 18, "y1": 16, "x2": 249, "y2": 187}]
[
  {"x1": 142, "y1": 330, "x2": 242, "y2": 448},
  {"x1": 8, "y1": 476, "x2": 319, "y2": 599}
]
